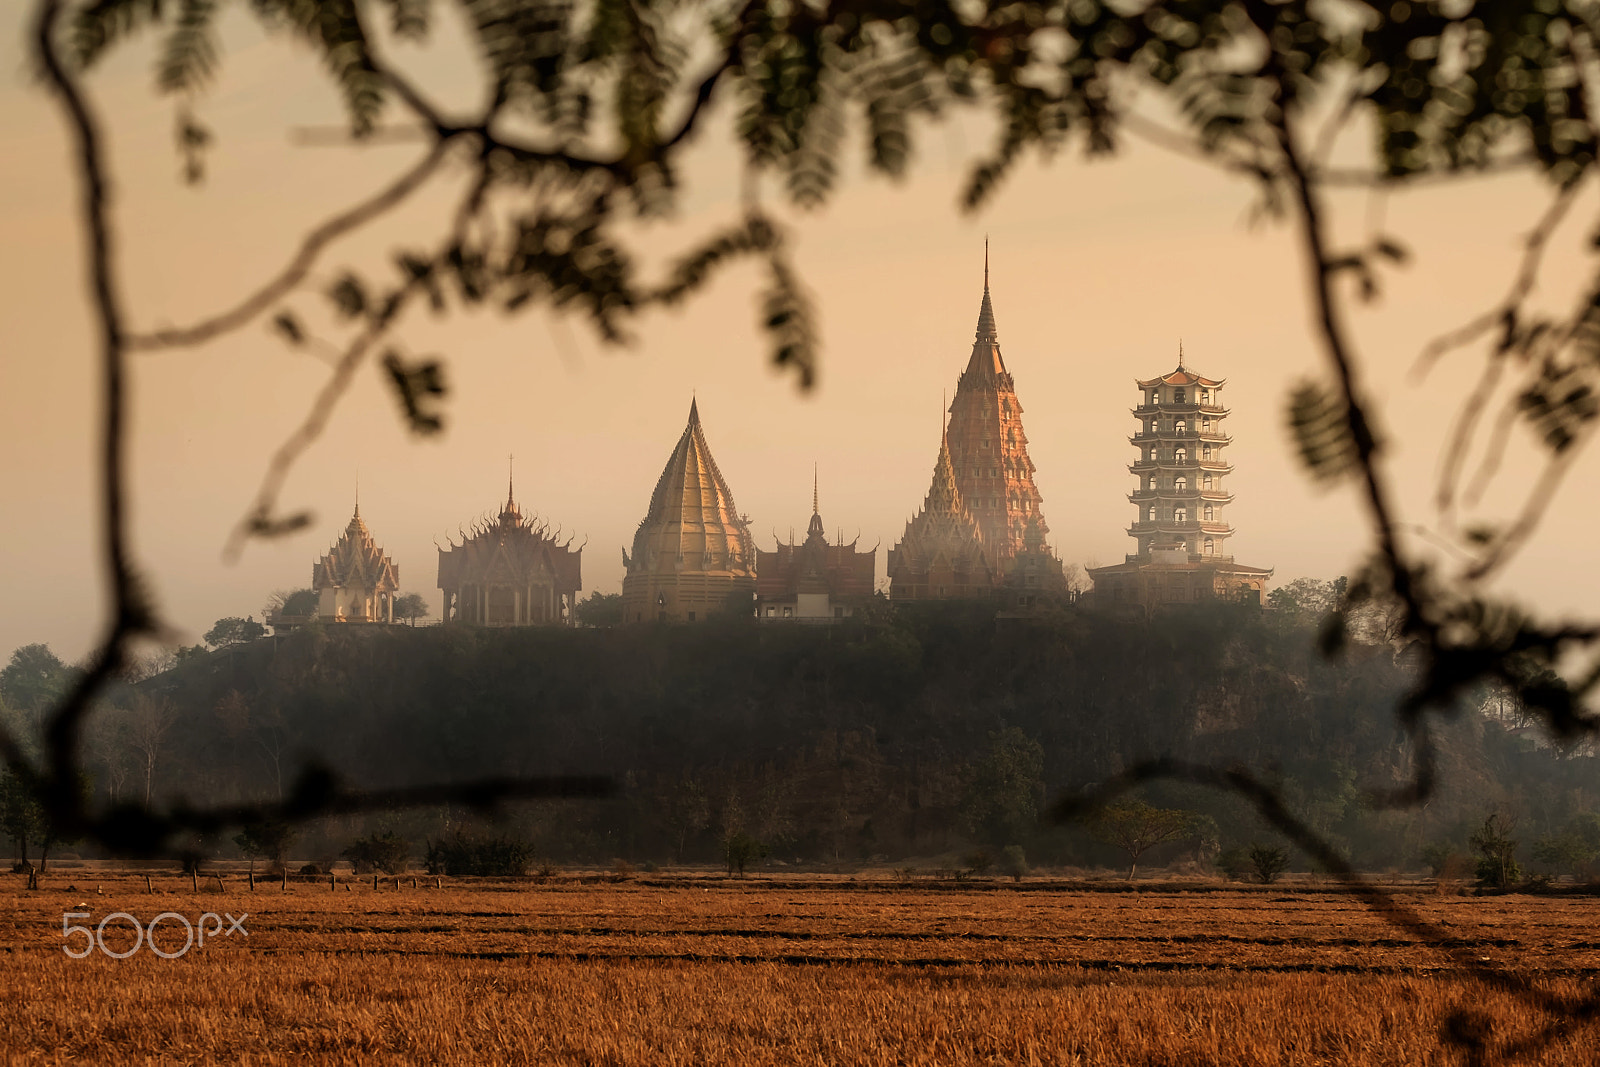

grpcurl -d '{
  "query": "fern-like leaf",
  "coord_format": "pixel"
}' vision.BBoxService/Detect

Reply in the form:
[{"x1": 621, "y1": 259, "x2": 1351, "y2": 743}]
[{"x1": 1287, "y1": 379, "x2": 1357, "y2": 483}]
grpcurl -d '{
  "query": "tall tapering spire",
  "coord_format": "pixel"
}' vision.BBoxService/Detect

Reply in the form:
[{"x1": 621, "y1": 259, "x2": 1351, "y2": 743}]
[
  {"x1": 975, "y1": 246, "x2": 998, "y2": 343},
  {"x1": 507, "y1": 454, "x2": 515, "y2": 510},
  {"x1": 812, "y1": 463, "x2": 819, "y2": 515}
]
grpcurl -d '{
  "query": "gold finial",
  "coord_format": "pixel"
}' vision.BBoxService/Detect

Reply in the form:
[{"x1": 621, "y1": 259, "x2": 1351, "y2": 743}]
[
  {"x1": 984, "y1": 236, "x2": 989, "y2": 289},
  {"x1": 1178, "y1": 338, "x2": 1185, "y2": 369},
  {"x1": 507, "y1": 454, "x2": 515, "y2": 509}
]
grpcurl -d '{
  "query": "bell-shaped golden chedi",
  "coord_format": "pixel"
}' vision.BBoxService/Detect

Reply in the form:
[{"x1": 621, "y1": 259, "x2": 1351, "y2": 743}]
[{"x1": 620, "y1": 399, "x2": 757, "y2": 623}]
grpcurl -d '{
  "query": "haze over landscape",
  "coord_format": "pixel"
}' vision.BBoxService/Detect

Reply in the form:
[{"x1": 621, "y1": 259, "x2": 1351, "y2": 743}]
[{"x1": 4, "y1": 3, "x2": 1598, "y2": 660}]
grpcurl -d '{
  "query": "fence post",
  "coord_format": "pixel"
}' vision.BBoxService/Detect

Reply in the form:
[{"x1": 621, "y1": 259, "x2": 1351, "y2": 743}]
[
  {"x1": 145, "y1": 874, "x2": 153, "y2": 894},
  {"x1": 191, "y1": 869, "x2": 198, "y2": 892}
]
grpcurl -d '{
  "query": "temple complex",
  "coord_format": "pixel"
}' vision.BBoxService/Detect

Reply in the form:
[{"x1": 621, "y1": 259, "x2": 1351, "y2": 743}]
[
  {"x1": 890, "y1": 252, "x2": 1066, "y2": 602},
  {"x1": 1087, "y1": 353, "x2": 1272, "y2": 609},
  {"x1": 887, "y1": 431, "x2": 1000, "y2": 600},
  {"x1": 436, "y1": 475, "x2": 582, "y2": 626},
  {"x1": 621, "y1": 400, "x2": 758, "y2": 623},
  {"x1": 298, "y1": 501, "x2": 401, "y2": 625},
  {"x1": 755, "y1": 472, "x2": 877, "y2": 621}
]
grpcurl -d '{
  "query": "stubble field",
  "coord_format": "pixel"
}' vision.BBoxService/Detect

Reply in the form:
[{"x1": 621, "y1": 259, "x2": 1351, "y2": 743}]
[{"x1": 1, "y1": 871, "x2": 1597, "y2": 1065}]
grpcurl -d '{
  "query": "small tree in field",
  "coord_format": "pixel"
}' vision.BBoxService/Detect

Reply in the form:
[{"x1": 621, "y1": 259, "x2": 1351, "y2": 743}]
[
  {"x1": 1249, "y1": 844, "x2": 1290, "y2": 885},
  {"x1": 1471, "y1": 814, "x2": 1522, "y2": 890},
  {"x1": 723, "y1": 832, "x2": 766, "y2": 877},
  {"x1": 235, "y1": 821, "x2": 294, "y2": 873},
  {"x1": 1088, "y1": 799, "x2": 1196, "y2": 880}
]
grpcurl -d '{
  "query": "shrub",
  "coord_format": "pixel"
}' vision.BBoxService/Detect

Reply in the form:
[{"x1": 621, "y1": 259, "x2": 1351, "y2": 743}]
[
  {"x1": 1000, "y1": 845, "x2": 1029, "y2": 882},
  {"x1": 722, "y1": 832, "x2": 767, "y2": 877},
  {"x1": 424, "y1": 832, "x2": 535, "y2": 877},
  {"x1": 961, "y1": 849, "x2": 993, "y2": 878},
  {"x1": 343, "y1": 831, "x2": 411, "y2": 875},
  {"x1": 1217, "y1": 847, "x2": 1252, "y2": 882},
  {"x1": 1470, "y1": 814, "x2": 1521, "y2": 890},
  {"x1": 1249, "y1": 844, "x2": 1289, "y2": 884}
]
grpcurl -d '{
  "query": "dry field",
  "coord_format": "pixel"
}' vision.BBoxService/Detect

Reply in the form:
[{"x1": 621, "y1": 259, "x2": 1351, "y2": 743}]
[{"x1": 1, "y1": 871, "x2": 1598, "y2": 1065}]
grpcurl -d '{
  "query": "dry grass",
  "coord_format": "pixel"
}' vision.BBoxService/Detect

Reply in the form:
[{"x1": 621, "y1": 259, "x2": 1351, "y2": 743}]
[{"x1": 2, "y1": 872, "x2": 1597, "y2": 1064}]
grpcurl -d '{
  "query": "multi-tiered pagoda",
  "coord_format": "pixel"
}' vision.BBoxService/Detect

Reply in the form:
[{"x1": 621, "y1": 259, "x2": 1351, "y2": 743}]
[
  {"x1": 621, "y1": 400, "x2": 758, "y2": 623},
  {"x1": 1088, "y1": 353, "x2": 1271, "y2": 608},
  {"x1": 890, "y1": 251, "x2": 1065, "y2": 602}
]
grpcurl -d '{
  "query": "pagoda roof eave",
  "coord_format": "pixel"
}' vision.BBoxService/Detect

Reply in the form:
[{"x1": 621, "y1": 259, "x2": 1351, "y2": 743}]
[{"x1": 1135, "y1": 367, "x2": 1226, "y2": 388}]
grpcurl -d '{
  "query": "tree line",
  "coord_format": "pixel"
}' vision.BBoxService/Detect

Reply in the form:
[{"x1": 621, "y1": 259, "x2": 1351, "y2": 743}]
[{"x1": 2, "y1": 588, "x2": 1595, "y2": 880}]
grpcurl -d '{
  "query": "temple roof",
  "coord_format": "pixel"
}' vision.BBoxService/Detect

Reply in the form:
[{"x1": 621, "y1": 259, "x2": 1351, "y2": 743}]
[
  {"x1": 1137, "y1": 348, "x2": 1225, "y2": 388},
  {"x1": 436, "y1": 480, "x2": 582, "y2": 593},
  {"x1": 626, "y1": 399, "x2": 756, "y2": 577},
  {"x1": 315, "y1": 503, "x2": 399, "y2": 592}
]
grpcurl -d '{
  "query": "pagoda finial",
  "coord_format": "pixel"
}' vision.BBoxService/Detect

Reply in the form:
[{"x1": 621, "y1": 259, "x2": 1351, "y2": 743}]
[
  {"x1": 507, "y1": 454, "x2": 515, "y2": 510},
  {"x1": 354, "y1": 470, "x2": 360, "y2": 518},
  {"x1": 813, "y1": 463, "x2": 819, "y2": 515},
  {"x1": 1178, "y1": 338, "x2": 1185, "y2": 369},
  {"x1": 975, "y1": 244, "x2": 998, "y2": 342}
]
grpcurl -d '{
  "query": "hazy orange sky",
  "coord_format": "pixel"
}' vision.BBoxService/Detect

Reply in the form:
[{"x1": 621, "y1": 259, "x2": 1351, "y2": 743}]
[{"x1": 3, "y1": 6, "x2": 1597, "y2": 662}]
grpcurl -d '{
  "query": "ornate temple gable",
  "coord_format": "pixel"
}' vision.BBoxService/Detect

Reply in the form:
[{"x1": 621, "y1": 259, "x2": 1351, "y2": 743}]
[
  {"x1": 755, "y1": 472, "x2": 877, "y2": 610},
  {"x1": 621, "y1": 400, "x2": 758, "y2": 623},
  {"x1": 887, "y1": 432, "x2": 999, "y2": 601},
  {"x1": 437, "y1": 475, "x2": 583, "y2": 627},
  {"x1": 944, "y1": 252, "x2": 1053, "y2": 565}
]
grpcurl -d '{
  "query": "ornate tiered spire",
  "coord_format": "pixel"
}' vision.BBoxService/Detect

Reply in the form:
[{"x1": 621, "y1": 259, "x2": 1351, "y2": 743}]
[
  {"x1": 966, "y1": 244, "x2": 1005, "y2": 377},
  {"x1": 314, "y1": 501, "x2": 399, "y2": 597},
  {"x1": 806, "y1": 463, "x2": 825, "y2": 542},
  {"x1": 945, "y1": 245, "x2": 1054, "y2": 570},
  {"x1": 975, "y1": 240, "x2": 998, "y2": 343}
]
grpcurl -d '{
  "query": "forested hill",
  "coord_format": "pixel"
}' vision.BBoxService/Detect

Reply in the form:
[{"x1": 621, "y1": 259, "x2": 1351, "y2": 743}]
[{"x1": 87, "y1": 605, "x2": 1596, "y2": 869}]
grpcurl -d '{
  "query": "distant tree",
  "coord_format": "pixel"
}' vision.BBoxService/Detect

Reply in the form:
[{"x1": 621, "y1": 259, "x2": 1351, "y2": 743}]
[
  {"x1": 1532, "y1": 814, "x2": 1600, "y2": 881},
  {"x1": 393, "y1": 593, "x2": 430, "y2": 626},
  {"x1": 1250, "y1": 844, "x2": 1290, "y2": 885},
  {"x1": 124, "y1": 696, "x2": 177, "y2": 805},
  {"x1": 171, "y1": 644, "x2": 208, "y2": 666},
  {"x1": 266, "y1": 588, "x2": 319, "y2": 618},
  {"x1": 235, "y1": 821, "x2": 295, "y2": 873},
  {"x1": 0, "y1": 770, "x2": 45, "y2": 868},
  {"x1": 1088, "y1": 798, "x2": 1198, "y2": 880},
  {"x1": 0, "y1": 644, "x2": 74, "y2": 731},
  {"x1": 343, "y1": 831, "x2": 411, "y2": 874},
  {"x1": 666, "y1": 777, "x2": 710, "y2": 863},
  {"x1": 205, "y1": 617, "x2": 265, "y2": 648},
  {"x1": 1471, "y1": 814, "x2": 1522, "y2": 890},
  {"x1": 576, "y1": 592, "x2": 624, "y2": 628},
  {"x1": 722, "y1": 832, "x2": 766, "y2": 877},
  {"x1": 961, "y1": 727, "x2": 1045, "y2": 848},
  {"x1": 1266, "y1": 578, "x2": 1346, "y2": 619}
]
